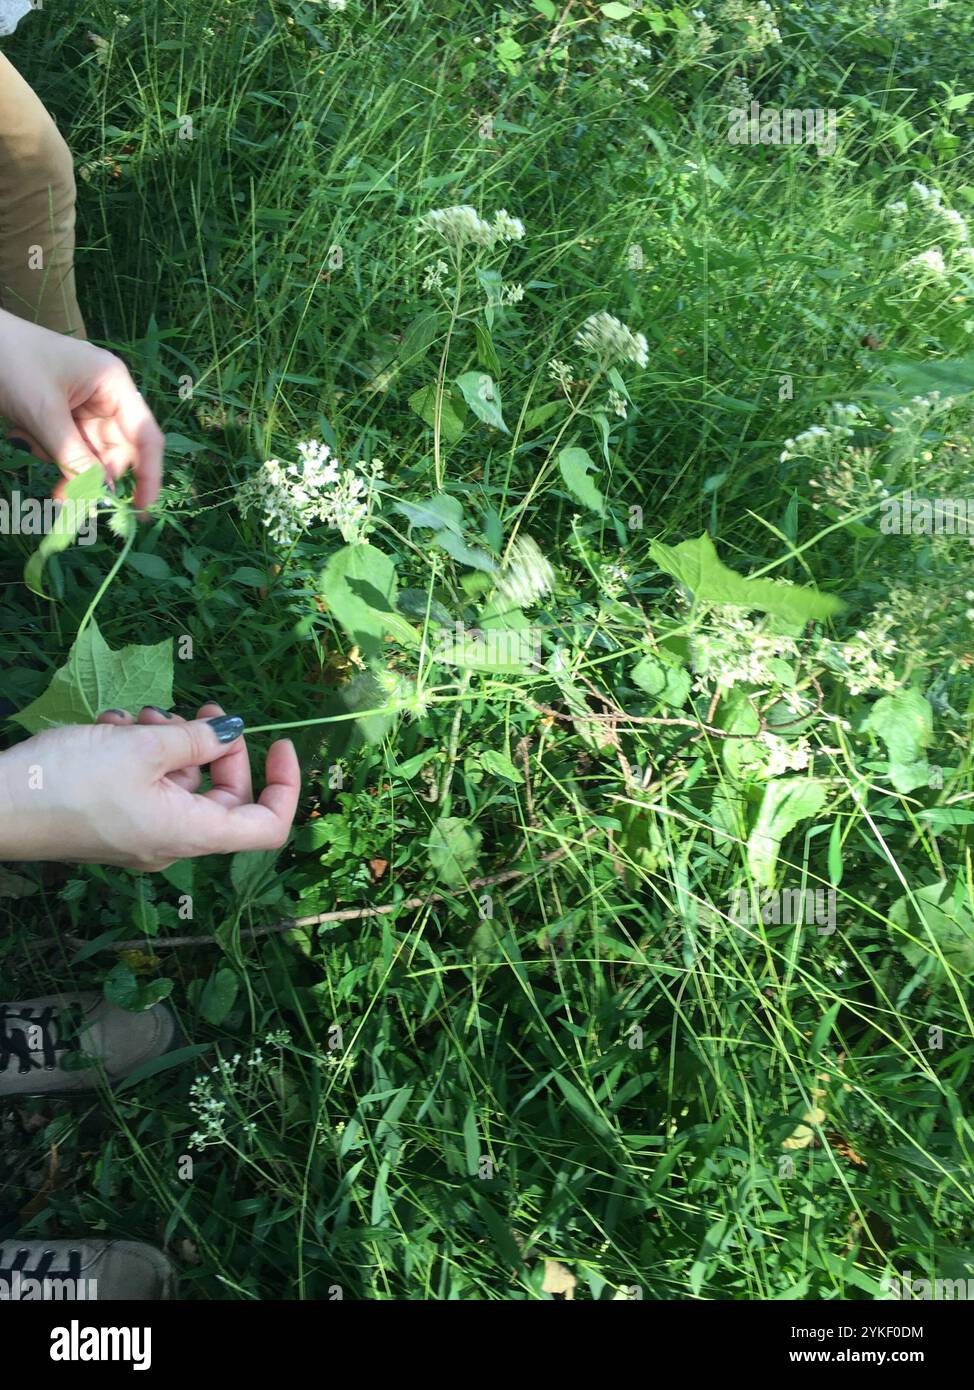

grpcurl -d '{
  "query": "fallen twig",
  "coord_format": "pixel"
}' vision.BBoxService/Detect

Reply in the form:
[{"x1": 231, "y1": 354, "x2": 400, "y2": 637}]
[{"x1": 35, "y1": 830, "x2": 600, "y2": 955}]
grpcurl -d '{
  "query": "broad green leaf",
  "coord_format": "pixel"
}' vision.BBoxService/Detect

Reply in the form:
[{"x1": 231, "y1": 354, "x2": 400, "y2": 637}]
[
  {"x1": 396, "y1": 588, "x2": 453, "y2": 625},
  {"x1": 392, "y1": 494, "x2": 464, "y2": 535},
  {"x1": 428, "y1": 816, "x2": 481, "y2": 886},
  {"x1": 601, "y1": 2, "x2": 633, "y2": 15},
  {"x1": 475, "y1": 322, "x2": 501, "y2": 376},
  {"x1": 523, "y1": 400, "x2": 564, "y2": 433},
  {"x1": 103, "y1": 964, "x2": 173, "y2": 1014},
  {"x1": 319, "y1": 543, "x2": 419, "y2": 657},
  {"x1": 201, "y1": 967, "x2": 240, "y2": 1026},
  {"x1": 864, "y1": 689, "x2": 933, "y2": 793},
  {"x1": 0, "y1": 868, "x2": 38, "y2": 899},
  {"x1": 23, "y1": 464, "x2": 105, "y2": 598},
  {"x1": 398, "y1": 309, "x2": 442, "y2": 366},
  {"x1": 455, "y1": 372, "x2": 509, "y2": 433},
  {"x1": 479, "y1": 749, "x2": 524, "y2": 783},
  {"x1": 558, "y1": 446, "x2": 606, "y2": 516},
  {"x1": 880, "y1": 358, "x2": 974, "y2": 401},
  {"x1": 230, "y1": 848, "x2": 281, "y2": 903},
  {"x1": 649, "y1": 533, "x2": 842, "y2": 624},
  {"x1": 408, "y1": 384, "x2": 466, "y2": 442},
  {"x1": 747, "y1": 778, "x2": 827, "y2": 886},
  {"x1": 631, "y1": 651, "x2": 690, "y2": 708},
  {"x1": 431, "y1": 528, "x2": 497, "y2": 573},
  {"x1": 12, "y1": 618, "x2": 173, "y2": 733},
  {"x1": 889, "y1": 879, "x2": 974, "y2": 975}
]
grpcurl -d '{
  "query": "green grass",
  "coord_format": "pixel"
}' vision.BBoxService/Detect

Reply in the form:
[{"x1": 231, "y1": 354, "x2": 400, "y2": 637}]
[{"x1": 1, "y1": 0, "x2": 973, "y2": 1300}]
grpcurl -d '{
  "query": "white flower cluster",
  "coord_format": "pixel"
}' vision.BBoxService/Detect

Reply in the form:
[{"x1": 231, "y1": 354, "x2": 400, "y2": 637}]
[
  {"x1": 548, "y1": 357, "x2": 575, "y2": 387},
  {"x1": 893, "y1": 183, "x2": 974, "y2": 280},
  {"x1": 911, "y1": 182, "x2": 971, "y2": 240},
  {"x1": 676, "y1": 8, "x2": 717, "y2": 58},
  {"x1": 757, "y1": 731, "x2": 812, "y2": 777},
  {"x1": 601, "y1": 31, "x2": 654, "y2": 68},
  {"x1": 327, "y1": 0, "x2": 347, "y2": 10},
  {"x1": 780, "y1": 419, "x2": 855, "y2": 463},
  {"x1": 496, "y1": 535, "x2": 555, "y2": 609},
  {"x1": 691, "y1": 610, "x2": 801, "y2": 692},
  {"x1": 418, "y1": 205, "x2": 525, "y2": 250},
  {"x1": 422, "y1": 258, "x2": 449, "y2": 291},
  {"x1": 903, "y1": 247, "x2": 948, "y2": 279},
  {"x1": 817, "y1": 617, "x2": 900, "y2": 696},
  {"x1": 237, "y1": 439, "x2": 382, "y2": 546},
  {"x1": 719, "y1": 0, "x2": 781, "y2": 49},
  {"x1": 607, "y1": 388, "x2": 628, "y2": 419},
  {"x1": 575, "y1": 311, "x2": 649, "y2": 369}
]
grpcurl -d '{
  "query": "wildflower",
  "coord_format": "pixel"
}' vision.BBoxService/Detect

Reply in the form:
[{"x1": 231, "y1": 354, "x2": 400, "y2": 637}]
[
  {"x1": 607, "y1": 388, "x2": 629, "y2": 419},
  {"x1": 422, "y1": 259, "x2": 449, "y2": 291},
  {"x1": 501, "y1": 281, "x2": 525, "y2": 304},
  {"x1": 418, "y1": 205, "x2": 525, "y2": 251},
  {"x1": 548, "y1": 357, "x2": 574, "y2": 387},
  {"x1": 491, "y1": 208, "x2": 525, "y2": 243},
  {"x1": 418, "y1": 205, "x2": 494, "y2": 248},
  {"x1": 237, "y1": 440, "x2": 381, "y2": 546},
  {"x1": 601, "y1": 32, "x2": 654, "y2": 68},
  {"x1": 575, "y1": 311, "x2": 649, "y2": 369},
  {"x1": 903, "y1": 247, "x2": 948, "y2": 278},
  {"x1": 327, "y1": 0, "x2": 347, "y2": 9},
  {"x1": 496, "y1": 535, "x2": 555, "y2": 609},
  {"x1": 758, "y1": 731, "x2": 812, "y2": 777}
]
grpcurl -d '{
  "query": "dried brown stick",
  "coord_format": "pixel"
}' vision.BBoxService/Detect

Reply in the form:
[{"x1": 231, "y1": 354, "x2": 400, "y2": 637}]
[{"x1": 40, "y1": 832, "x2": 599, "y2": 955}]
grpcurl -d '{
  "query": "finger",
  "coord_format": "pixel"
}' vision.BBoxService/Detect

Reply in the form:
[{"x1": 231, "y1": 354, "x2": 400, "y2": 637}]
[
  {"x1": 96, "y1": 708, "x2": 134, "y2": 724},
  {"x1": 147, "y1": 714, "x2": 246, "y2": 777},
  {"x1": 196, "y1": 701, "x2": 253, "y2": 807},
  {"x1": 137, "y1": 705, "x2": 200, "y2": 792},
  {"x1": 109, "y1": 366, "x2": 164, "y2": 512},
  {"x1": 256, "y1": 738, "x2": 301, "y2": 825},
  {"x1": 198, "y1": 738, "x2": 300, "y2": 852}
]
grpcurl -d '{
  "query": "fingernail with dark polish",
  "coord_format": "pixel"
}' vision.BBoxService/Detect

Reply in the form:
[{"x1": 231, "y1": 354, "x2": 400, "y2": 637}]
[
  {"x1": 104, "y1": 708, "x2": 127, "y2": 718},
  {"x1": 207, "y1": 715, "x2": 244, "y2": 744},
  {"x1": 143, "y1": 705, "x2": 174, "y2": 718}
]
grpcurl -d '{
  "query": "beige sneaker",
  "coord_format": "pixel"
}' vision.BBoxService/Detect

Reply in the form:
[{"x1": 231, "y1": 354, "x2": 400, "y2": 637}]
[
  {"x1": 0, "y1": 992, "x2": 179, "y2": 1096},
  {"x1": 0, "y1": 1239, "x2": 174, "y2": 1299}
]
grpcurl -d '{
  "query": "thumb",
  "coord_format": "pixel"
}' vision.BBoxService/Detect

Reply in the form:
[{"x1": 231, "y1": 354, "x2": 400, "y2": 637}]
[{"x1": 149, "y1": 715, "x2": 246, "y2": 774}]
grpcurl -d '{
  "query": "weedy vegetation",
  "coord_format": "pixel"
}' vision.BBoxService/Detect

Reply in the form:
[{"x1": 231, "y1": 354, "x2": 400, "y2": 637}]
[{"x1": 1, "y1": 0, "x2": 973, "y2": 1300}]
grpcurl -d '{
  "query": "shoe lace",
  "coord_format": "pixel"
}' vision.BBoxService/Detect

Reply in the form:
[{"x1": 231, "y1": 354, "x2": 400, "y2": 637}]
[
  {"x1": 0, "y1": 1004, "x2": 82, "y2": 1075},
  {"x1": 0, "y1": 1247, "x2": 83, "y2": 1280}
]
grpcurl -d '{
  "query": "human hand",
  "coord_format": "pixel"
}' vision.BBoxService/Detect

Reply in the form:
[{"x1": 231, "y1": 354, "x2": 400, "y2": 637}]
[
  {"x1": 0, "y1": 703, "x2": 300, "y2": 871},
  {"x1": 0, "y1": 308, "x2": 164, "y2": 511}
]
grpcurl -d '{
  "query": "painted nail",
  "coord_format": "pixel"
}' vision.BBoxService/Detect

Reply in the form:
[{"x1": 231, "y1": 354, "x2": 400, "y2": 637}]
[
  {"x1": 207, "y1": 715, "x2": 244, "y2": 744},
  {"x1": 103, "y1": 708, "x2": 128, "y2": 718},
  {"x1": 143, "y1": 705, "x2": 174, "y2": 719},
  {"x1": 8, "y1": 435, "x2": 33, "y2": 454}
]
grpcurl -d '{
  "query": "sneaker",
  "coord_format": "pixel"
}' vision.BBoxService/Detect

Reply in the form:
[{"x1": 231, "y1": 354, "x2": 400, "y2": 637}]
[
  {"x1": 0, "y1": 992, "x2": 179, "y2": 1096},
  {"x1": 0, "y1": 1239, "x2": 174, "y2": 1299}
]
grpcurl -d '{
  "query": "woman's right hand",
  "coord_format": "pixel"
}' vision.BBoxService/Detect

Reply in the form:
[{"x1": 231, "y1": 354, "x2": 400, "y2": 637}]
[
  {"x1": 0, "y1": 703, "x2": 300, "y2": 871},
  {"x1": 0, "y1": 307, "x2": 164, "y2": 510}
]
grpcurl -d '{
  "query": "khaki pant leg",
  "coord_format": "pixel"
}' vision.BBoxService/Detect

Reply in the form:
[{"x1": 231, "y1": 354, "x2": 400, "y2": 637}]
[{"x1": 0, "y1": 49, "x2": 85, "y2": 338}]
